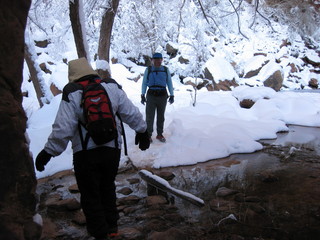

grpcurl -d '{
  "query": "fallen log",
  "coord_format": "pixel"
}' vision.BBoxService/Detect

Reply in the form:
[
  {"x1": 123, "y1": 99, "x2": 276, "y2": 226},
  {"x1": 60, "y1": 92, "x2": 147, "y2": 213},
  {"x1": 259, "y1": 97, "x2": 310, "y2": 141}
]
[{"x1": 139, "y1": 169, "x2": 205, "y2": 207}]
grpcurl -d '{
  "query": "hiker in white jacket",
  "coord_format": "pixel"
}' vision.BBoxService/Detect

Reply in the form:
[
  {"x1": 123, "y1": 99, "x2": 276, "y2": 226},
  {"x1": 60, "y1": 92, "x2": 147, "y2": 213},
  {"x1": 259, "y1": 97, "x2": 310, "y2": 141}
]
[{"x1": 35, "y1": 58, "x2": 150, "y2": 240}]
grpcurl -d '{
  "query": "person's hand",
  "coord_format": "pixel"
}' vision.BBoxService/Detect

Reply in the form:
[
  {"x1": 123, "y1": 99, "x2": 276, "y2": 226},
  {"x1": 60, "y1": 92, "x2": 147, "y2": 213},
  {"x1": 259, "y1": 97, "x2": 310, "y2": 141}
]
[
  {"x1": 169, "y1": 96, "x2": 174, "y2": 104},
  {"x1": 141, "y1": 94, "x2": 146, "y2": 105},
  {"x1": 135, "y1": 130, "x2": 150, "y2": 151},
  {"x1": 35, "y1": 149, "x2": 52, "y2": 172}
]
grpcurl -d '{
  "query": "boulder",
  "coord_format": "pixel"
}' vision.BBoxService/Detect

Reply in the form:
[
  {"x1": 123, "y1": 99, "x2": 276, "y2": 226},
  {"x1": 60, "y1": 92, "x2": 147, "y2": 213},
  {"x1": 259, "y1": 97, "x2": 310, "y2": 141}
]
[
  {"x1": 309, "y1": 78, "x2": 318, "y2": 89},
  {"x1": 263, "y1": 69, "x2": 283, "y2": 91}
]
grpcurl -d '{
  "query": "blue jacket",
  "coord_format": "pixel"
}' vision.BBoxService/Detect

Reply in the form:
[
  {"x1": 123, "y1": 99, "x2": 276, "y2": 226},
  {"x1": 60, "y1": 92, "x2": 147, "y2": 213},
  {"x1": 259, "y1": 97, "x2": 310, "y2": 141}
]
[{"x1": 141, "y1": 66, "x2": 174, "y2": 96}]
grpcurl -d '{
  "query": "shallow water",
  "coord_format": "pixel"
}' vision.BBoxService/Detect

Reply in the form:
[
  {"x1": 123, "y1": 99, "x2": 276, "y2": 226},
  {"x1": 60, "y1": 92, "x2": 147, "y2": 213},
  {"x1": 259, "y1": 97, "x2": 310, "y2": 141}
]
[
  {"x1": 128, "y1": 125, "x2": 320, "y2": 219},
  {"x1": 261, "y1": 125, "x2": 320, "y2": 155}
]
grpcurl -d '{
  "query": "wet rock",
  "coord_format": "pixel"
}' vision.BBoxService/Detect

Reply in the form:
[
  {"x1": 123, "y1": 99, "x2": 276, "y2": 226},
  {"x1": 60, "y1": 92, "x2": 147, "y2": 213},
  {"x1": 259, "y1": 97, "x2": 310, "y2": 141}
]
[
  {"x1": 123, "y1": 205, "x2": 141, "y2": 215},
  {"x1": 127, "y1": 178, "x2": 140, "y2": 184},
  {"x1": 234, "y1": 193, "x2": 261, "y2": 202},
  {"x1": 249, "y1": 204, "x2": 266, "y2": 213},
  {"x1": 209, "y1": 198, "x2": 237, "y2": 212},
  {"x1": 117, "y1": 195, "x2": 141, "y2": 205},
  {"x1": 216, "y1": 187, "x2": 239, "y2": 197},
  {"x1": 119, "y1": 227, "x2": 143, "y2": 240},
  {"x1": 146, "y1": 195, "x2": 168, "y2": 206},
  {"x1": 41, "y1": 217, "x2": 59, "y2": 239},
  {"x1": 72, "y1": 210, "x2": 86, "y2": 225},
  {"x1": 23, "y1": 220, "x2": 42, "y2": 240},
  {"x1": 158, "y1": 171, "x2": 175, "y2": 181},
  {"x1": 257, "y1": 171, "x2": 279, "y2": 183},
  {"x1": 68, "y1": 183, "x2": 79, "y2": 193},
  {"x1": 117, "y1": 187, "x2": 133, "y2": 195},
  {"x1": 46, "y1": 197, "x2": 81, "y2": 211},
  {"x1": 147, "y1": 227, "x2": 187, "y2": 240}
]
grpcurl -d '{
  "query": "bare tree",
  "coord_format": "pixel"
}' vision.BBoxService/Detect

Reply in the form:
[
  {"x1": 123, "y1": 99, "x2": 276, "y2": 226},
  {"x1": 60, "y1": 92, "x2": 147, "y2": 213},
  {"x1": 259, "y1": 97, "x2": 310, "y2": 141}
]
[
  {"x1": 24, "y1": 43, "x2": 46, "y2": 107},
  {"x1": 69, "y1": 0, "x2": 89, "y2": 59},
  {"x1": 97, "y1": 0, "x2": 120, "y2": 78}
]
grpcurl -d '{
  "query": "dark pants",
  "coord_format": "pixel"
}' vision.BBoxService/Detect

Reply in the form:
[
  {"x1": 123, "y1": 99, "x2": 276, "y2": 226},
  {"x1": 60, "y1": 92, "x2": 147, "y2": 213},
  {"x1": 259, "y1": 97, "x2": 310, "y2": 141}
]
[
  {"x1": 146, "y1": 90, "x2": 168, "y2": 136},
  {"x1": 73, "y1": 146, "x2": 120, "y2": 238}
]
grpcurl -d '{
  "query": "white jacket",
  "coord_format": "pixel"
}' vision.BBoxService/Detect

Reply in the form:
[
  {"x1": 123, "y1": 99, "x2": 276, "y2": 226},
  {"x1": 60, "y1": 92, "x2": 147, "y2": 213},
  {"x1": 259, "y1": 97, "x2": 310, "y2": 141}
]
[{"x1": 44, "y1": 58, "x2": 146, "y2": 156}]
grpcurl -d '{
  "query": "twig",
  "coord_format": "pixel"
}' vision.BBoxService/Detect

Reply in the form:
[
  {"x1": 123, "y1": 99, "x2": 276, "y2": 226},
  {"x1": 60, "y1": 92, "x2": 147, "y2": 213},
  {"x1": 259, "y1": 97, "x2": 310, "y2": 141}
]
[{"x1": 228, "y1": 0, "x2": 249, "y2": 39}]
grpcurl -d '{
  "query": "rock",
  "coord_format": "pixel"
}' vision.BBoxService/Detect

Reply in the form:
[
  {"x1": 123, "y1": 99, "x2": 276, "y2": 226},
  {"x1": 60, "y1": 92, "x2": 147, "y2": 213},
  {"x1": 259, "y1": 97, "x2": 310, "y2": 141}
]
[
  {"x1": 216, "y1": 187, "x2": 239, "y2": 197},
  {"x1": 263, "y1": 69, "x2": 283, "y2": 91},
  {"x1": 166, "y1": 43, "x2": 178, "y2": 58},
  {"x1": 35, "y1": 39, "x2": 50, "y2": 48},
  {"x1": 302, "y1": 55, "x2": 320, "y2": 67},
  {"x1": 127, "y1": 178, "x2": 140, "y2": 184},
  {"x1": 39, "y1": 62, "x2": 52, "y2": 74},
  {"x1": 148, "y1": 227, "x2": 187, "y2": 240},
  {"x1": 117, "y1": 187, "x2": 133, "y2": 195},
  {"x1": 212, "y1": 79, "x2": 239, "y2": 91},
  {"x1": 23, "y1": 220, "x2": 42, "y2": 240},
  {"x1": 243, "y1": 55, "x2": 269, "y2": 78},
  {"x1": 178, "y1": 56, "x2": 189, "y2": 64},
  {"x1": 50, "y1": 83, "x2": 62, "y2": 96},
  {"x1": 158, "y1": 171, "x2": 175, "y2": 181},
  {"x1": 119, "y1": 227, "x2": 143, "y2": 239},
  {"x1": 46, "y1": 197, "x2": 81, "y2": 211},
  {"x1": 209, "y1": 198, "x2": 237, "y2": 212},
  {"x1": 234, "y1": 193, "x2": 261, "y2": 202},
  {"x1": 146, "y1": 195, "x2": 168, "y2": 206},
  {"x1": 41, "y1": 217, "x2": 59, "y2": 239},
  {"x1": 239, "y1": 99, "x2": 255, "y2": 109},
  {"x1": 117, "y1": 195, "x2": 141, "y2": 205},
  {"x1": 309, "y1": 78, "x2": 318, "y2": 89},
  {"x1": 68, "y1": 183, "x2": 79, "y2": 193},
  {"x1": 72, "y1": 210, "x2": 86, "y2": 225},
  {"x1": 123, "y1": 205, "x2": 141, "y2": 215}
]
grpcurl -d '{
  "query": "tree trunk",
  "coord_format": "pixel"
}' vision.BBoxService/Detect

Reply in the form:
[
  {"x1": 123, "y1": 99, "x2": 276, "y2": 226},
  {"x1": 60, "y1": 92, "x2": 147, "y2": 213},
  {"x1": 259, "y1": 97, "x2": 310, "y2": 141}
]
[
  {"x1": 0, "y1": 0, "x2": 40, "y2": 239},
  {"x1": 69, "y1": 0, "x2": 88, "y2": 59},
  {"x1": 24, "y1": 43, "x2": 45, "y2": 107},
  {"x1": 97, "y1": 0, "x2": 120, "y2": 78}
]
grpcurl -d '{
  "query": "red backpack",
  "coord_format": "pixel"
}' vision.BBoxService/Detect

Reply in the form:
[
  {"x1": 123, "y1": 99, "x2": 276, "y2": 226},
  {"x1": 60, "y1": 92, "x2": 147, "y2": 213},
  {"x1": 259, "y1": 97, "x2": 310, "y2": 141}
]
[{"x1": 77, "y1": 78, "x2": 117, "y2": 147}]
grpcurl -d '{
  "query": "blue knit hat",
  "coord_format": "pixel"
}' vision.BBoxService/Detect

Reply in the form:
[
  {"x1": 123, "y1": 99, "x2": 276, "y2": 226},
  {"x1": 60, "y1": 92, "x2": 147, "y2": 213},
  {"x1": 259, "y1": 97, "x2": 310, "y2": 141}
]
[{"x1": 152, "y1": 52, "x2": 163, "y2": 59}]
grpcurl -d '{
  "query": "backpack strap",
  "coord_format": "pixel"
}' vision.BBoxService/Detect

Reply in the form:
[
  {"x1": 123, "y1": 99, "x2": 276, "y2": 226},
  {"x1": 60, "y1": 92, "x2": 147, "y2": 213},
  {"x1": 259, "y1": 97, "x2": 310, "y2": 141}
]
[
  {"x1": 147, "y1": 66, "x2": 168, "y2": 80},
  {"x1": 78, "y1": 121, "x2": 90, "y2": 151},
  {"x1": 101, "y1": 78, "x2": 128, "y2": 155}
]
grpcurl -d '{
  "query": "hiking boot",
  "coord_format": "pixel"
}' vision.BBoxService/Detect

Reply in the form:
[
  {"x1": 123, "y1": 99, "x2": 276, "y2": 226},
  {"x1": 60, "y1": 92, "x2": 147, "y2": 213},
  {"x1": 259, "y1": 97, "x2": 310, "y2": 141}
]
[
  {"x1": 156, "y1": 135, "x2": 166, "y2": 142},
  {"x1": 108, "y1": 232, "x2": 120, "y2": 239},
  {"x1": 108, "y1": 226, "x2": 119, "y2": 239}
]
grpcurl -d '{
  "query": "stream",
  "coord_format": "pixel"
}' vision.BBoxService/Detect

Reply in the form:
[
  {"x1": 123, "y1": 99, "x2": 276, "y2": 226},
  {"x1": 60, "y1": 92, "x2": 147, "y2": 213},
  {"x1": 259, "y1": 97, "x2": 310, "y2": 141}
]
[{"x1": 116, "y1": 125, "x2": 320, "y2": 220}]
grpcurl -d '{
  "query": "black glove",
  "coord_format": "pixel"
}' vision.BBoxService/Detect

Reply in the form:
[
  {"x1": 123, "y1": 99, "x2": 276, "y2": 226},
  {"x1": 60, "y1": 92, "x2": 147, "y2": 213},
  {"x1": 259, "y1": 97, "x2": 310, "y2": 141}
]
[
  {"x1": 141, "y1": 94, "x2": 146, "y2": 105},
  {"x1": 169, "y1": 96, "x2": 174, "y2": 104},
  {"x1": 35, "y1": 149, "x2": 52, "y2": 172},
  {"x1": 135, "y1": 130, "x2": 150, "y2": 151}
]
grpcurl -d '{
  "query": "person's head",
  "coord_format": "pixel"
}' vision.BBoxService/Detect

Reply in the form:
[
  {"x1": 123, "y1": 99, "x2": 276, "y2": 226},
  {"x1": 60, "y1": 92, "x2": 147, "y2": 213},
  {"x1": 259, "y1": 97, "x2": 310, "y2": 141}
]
[
  {"x1": 152, "y1": 52, "x2": 163, "y2": 67},
  {"x1": 68, "y1": 57, "x2": 98, "y2": 82}
]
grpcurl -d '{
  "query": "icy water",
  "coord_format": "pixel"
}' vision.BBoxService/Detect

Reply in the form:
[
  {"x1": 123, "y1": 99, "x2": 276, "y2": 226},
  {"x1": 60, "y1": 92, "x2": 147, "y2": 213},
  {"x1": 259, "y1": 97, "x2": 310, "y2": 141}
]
[{"x1": 122, "y1": 125, "x2": 320, "y2": 220}]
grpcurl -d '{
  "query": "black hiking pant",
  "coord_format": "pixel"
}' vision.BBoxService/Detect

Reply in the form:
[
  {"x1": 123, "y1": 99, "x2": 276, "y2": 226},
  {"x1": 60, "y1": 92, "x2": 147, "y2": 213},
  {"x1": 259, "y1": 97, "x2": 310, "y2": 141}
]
[
  {"x1": 73, "y1": 146, "x2": 120, "y2": 238},
  {"x1": 146, "y1": 90, "x2": 168, "y2": 137}
]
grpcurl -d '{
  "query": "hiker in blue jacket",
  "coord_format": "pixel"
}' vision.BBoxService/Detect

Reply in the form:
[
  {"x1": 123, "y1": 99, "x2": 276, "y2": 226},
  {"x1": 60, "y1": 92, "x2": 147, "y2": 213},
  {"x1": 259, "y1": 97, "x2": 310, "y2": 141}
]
[
  {"x1": 141, "y1": 52, "x2": 174, "y2": 143},
  {"x1": 35, "y1": 58, "x2": 150, "y2": 240}
]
